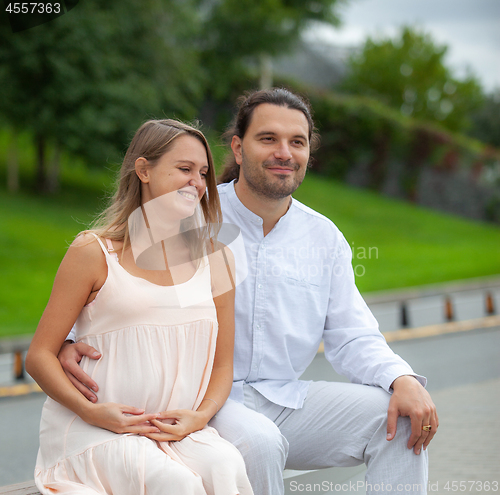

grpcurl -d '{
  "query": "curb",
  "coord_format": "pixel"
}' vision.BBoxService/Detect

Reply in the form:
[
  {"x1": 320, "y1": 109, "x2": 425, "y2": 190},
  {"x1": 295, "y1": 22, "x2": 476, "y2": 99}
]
[
  {"x1": 316, "y1": 315, "x2": 500, "y2": 352},
  {"x1": 382, "y1": 315, "x2": 500, "y2": 342},
  {"x1": 0, "y1": 382, "x2": 41, "y2": 398}
]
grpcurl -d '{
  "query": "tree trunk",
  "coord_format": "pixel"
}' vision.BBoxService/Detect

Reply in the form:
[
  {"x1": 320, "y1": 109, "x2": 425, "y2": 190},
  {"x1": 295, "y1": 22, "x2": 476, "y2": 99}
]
[
  {"x1": 7, "y1": 131, "x2": 19, "y2": 193},
  {"x1": 259, "y1": 53, "x2": 273, "y2": 90},
  {"x1": 47, "y1": 144, "x2": 61, "y2": 193},
  {"x1": 35, "y1": 135, "x2": 47, "y2": 193}
]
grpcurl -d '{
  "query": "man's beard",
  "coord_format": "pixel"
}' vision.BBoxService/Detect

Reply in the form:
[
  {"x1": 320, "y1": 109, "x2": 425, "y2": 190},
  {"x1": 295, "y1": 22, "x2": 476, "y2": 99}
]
[{"x1": 241, "y1": 156, "x2": 306, "y2": 200}]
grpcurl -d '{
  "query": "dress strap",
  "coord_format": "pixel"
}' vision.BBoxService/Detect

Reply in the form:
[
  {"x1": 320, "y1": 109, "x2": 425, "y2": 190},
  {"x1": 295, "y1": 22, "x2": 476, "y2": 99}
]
[
  {"x1": 89, "y1": 232, "x2": 108, "y2": 256},
  {"x1": 104, "y1": 237, "x2": 119, "y2": 262},
  {"x1": 89, "y1": 233, "x2": 119, "y2": 262}
]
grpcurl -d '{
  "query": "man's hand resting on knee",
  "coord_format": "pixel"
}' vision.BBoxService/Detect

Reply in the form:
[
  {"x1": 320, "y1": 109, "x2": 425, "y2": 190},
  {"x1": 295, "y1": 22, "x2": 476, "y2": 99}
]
[
  {"x1": 387, "y1": 375, "x2": 438, "y2": 455},
  {"x1": 58, "y1": 341, "x2": 101, "y2": 402}
]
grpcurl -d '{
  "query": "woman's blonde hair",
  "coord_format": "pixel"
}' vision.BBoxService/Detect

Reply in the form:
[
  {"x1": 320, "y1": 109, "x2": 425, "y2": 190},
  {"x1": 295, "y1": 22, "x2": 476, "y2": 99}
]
[{"x1": 88, "y1": 119, "x2": 222, "y2": 254}]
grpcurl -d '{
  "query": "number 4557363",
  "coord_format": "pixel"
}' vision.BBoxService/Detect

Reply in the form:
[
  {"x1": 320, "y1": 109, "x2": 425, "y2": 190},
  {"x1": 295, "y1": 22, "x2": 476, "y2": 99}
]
[
  {"x1": 5, "y1": 3, "x2": 61, "y2": 14},
  {"x1": 444, "y1": 481, "x2": 498, "y2": 492}
]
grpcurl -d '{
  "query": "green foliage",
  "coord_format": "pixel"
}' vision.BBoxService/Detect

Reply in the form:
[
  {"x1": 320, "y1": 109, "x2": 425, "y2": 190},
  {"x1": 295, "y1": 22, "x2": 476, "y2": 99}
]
[
  {"x1": 308, "y1": 90, "x2": 412, "y2": 180},
  {"x1": 304, "y1": 86, "x2": 498, "y2": 191},
  {"x1": 199, "y1": 0, "x2": 342, "y2": 96},
  {"x1": 0, "y1": 0, "x2": 348, "y2": 189},
  {"x1": 341, "y1": 26, "x2": 484, "y2": 132},
  {"x1": 271, "y1": 82, "x2": 500, "y2": 223},
  {"x1": 0, "y1": 0, "x2": 203, "y2": 189},
  {"x1": 469, "y1": 91, "x2": 500, "y2": 148}
]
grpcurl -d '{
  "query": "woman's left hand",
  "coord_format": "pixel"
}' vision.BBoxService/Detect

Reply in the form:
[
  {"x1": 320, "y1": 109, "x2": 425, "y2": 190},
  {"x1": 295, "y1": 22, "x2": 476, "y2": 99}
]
[{"x1": 141, "y1": 409, "x2": 209, "y2": 442}]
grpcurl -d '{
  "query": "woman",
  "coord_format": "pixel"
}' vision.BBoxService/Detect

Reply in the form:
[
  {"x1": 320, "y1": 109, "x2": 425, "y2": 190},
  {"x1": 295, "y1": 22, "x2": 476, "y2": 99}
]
[{"x1": 26, "y1": 120, "x2": 253, "y2": 495}]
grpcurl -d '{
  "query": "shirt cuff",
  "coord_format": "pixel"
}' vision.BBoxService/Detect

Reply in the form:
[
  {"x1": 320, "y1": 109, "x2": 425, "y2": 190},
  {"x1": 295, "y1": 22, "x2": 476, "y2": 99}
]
[{"x1": 381, "y1": 366, "x2": 427, "y2": 393}]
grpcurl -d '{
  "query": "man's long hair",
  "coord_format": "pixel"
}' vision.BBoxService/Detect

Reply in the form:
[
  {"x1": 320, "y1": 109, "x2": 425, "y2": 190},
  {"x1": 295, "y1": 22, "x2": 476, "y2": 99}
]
[{"x1": 218, "y1": 88, "x2": 320, "y2": 184}]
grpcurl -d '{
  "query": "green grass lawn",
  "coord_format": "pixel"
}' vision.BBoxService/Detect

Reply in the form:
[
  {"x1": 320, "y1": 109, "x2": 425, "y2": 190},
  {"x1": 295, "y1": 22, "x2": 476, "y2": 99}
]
[
  {"x1": 1, "y1": 171, "x2": 499, "y2": 338},
  {"x1": 0, "y1": 178, "x2": 111, "y2": 338}
]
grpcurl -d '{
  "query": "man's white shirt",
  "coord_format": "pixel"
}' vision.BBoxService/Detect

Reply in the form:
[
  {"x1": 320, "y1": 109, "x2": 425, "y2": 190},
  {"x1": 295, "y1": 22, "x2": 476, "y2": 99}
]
[{"x1": 219, "y1": 181, "x2": 425, "y2": 409}]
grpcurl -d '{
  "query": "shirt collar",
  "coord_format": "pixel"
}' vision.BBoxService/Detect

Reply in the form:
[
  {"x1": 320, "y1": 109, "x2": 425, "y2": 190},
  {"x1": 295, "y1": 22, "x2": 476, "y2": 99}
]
[
  {"x1": 225, "y1": 180, "x2": 296, "y2": 228},
  {"x1": 225, "y1": 180, "x2": 263, "y2": 225}
]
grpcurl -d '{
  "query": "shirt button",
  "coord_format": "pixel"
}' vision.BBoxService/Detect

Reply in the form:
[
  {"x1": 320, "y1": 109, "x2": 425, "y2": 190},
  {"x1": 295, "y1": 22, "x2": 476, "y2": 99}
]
[{"x1": 258, "y1": 284, "x2": 263, "y2": 289}]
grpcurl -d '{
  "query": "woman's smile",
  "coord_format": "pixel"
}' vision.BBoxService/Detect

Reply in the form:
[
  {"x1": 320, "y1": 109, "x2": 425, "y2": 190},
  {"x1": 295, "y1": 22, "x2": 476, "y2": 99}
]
[{"x1": 177, "y1": 189, "x2": 198, "y2": 201}]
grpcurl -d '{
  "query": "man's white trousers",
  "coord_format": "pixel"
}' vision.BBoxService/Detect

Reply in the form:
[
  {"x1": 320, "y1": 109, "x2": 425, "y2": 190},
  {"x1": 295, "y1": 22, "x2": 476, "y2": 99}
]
[{"x1": 209, "y1": 381, "x2": 428, "y2": 495}]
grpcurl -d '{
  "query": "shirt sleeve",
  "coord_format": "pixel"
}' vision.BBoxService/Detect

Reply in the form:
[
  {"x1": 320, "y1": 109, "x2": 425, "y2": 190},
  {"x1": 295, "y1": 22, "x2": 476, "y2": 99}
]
[
  {"x1": 66, "y1": 325, "x2": 77, "y2": 343},
  {"x1": 322, "y1": 235, "x2": 426, "y2": 392}
]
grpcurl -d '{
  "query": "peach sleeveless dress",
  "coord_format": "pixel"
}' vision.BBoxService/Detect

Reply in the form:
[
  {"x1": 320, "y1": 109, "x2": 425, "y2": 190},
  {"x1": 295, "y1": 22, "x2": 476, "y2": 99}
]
[{"x1": 34, "y1": 236, "x2": 253, "y2": 495}]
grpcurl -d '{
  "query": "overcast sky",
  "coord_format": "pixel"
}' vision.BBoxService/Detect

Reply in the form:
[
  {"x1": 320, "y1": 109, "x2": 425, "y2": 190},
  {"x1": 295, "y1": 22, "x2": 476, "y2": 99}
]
[{"x1": 305, "y1": 0, "x2": 500, "y2": 92}]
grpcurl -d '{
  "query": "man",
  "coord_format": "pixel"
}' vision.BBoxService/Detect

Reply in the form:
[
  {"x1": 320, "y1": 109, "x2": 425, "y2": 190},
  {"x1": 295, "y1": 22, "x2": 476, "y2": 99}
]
[{"x1": 60, "y1": 88, "x2": 438, "y2": 495}]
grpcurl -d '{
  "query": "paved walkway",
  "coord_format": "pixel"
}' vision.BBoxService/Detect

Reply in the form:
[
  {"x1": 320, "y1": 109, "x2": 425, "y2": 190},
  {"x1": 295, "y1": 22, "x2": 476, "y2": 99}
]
[{"x1": 427, "y1": 378, "x2": 500, "y2": 493}]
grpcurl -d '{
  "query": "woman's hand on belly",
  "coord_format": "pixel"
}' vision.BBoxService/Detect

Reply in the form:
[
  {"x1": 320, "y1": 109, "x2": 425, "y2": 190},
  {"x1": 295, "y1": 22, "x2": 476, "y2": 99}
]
[
  {"x1": 80, "y1": 401, "x2": 162, "y2": 435},
  {"x1": 141, "y1": 409, "x2": 209, "y2": 442}
]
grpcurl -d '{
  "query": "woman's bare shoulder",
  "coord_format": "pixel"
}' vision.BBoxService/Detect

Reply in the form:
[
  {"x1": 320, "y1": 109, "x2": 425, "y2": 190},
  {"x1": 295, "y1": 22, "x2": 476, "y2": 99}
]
[{"x1": 66, "y1": 232, "x2": 107, "y2": 268}]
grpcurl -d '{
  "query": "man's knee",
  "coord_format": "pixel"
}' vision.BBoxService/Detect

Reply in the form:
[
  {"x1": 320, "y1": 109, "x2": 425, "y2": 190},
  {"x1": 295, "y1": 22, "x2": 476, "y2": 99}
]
[
  {"x1": 243, "y1": 416, "x2": 288, "y2": 459},
  {"x1": 364, "y1": 384, "x2": 391, "y2": 411},
  {"x1": 224, "y1": 413, "x2": 287, "y2": 460},
  {"x1": 210, "y1": 400, "x2": 288, "y2": 464},
  {"x1": 210, "y1": 401, "x2": 287, "y2": 494}
]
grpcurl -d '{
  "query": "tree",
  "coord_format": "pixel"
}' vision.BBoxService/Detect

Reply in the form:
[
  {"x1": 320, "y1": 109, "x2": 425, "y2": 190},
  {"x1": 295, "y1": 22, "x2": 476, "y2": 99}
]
[
  {"x1": 341, "y1": 26, "x2": 484, "y2": 132},
  {"x1": 0, "y1": 0, "x2": 203, "y2": 192},
  {"x1": 468, "y1": 91, "x2": 500, "y2": 148},
  {"x1": 198, "y1": 0, "x2": 344, "y2": 95}
]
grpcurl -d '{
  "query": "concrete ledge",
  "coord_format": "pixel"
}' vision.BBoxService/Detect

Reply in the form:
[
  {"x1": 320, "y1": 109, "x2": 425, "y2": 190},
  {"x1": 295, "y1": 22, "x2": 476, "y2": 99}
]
[
  {"x1": 283, "y1": 468, "x2": 318, "y2": 479},
  {"x1": 0, "y1": 481, "x2": 39, "y2": 495},
  {"x1": 284, "y1": 465, "x2": 366, "y2": 495}
]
